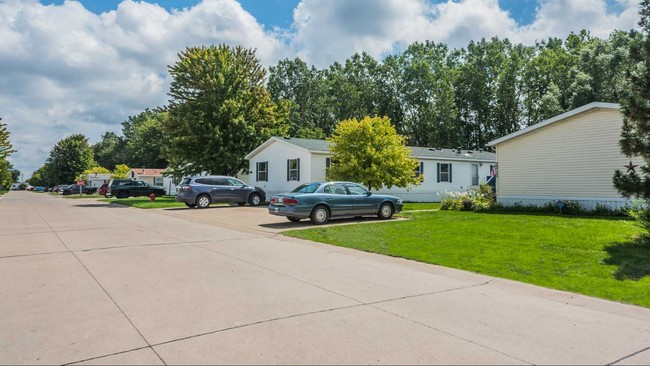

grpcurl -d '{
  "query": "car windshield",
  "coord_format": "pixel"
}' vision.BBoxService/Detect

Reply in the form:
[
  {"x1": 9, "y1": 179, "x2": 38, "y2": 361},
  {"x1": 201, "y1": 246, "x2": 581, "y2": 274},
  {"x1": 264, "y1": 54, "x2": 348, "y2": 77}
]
[{"x1": 291, "y1": 183, "x2": 321, "y2": 193}]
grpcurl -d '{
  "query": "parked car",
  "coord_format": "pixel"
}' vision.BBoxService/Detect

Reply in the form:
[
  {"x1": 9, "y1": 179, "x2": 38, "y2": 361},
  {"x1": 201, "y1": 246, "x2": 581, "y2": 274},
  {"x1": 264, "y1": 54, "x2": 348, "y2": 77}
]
[
  {"x1": 98, "y1": 183, "x2": 108, "y2": 196},
  {"x1": 106, "y1": 179, "x2": 165, "y2": 199},
  {"x1": 268, "y1": 181, "x2": 403, "y2": 225},
  {"x1": 175, "y1": 176, "x2": 266, "y2": 208},
  {"x1": 59, "y1": 184, "x2": 98, "y2": 195}
]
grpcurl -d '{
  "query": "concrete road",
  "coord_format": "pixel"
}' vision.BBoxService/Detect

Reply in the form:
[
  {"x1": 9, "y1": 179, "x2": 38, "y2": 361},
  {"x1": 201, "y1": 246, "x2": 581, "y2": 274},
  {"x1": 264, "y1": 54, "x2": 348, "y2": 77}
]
[{"x1": 1, "y1": 191, "x2": 649, "y2": 365}]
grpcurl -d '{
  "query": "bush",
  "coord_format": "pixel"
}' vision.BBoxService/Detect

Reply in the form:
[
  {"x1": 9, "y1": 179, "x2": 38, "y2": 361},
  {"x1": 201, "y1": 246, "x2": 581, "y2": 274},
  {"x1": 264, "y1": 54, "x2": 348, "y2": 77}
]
[{"x1": 440, "y1": 183, "x2": 495, "y2": 212}]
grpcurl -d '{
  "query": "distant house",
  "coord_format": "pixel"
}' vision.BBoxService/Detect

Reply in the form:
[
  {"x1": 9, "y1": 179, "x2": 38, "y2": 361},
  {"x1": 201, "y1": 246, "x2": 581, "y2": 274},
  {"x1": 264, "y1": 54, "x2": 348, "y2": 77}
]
[
  {"x1": 86, "y1": 173, "x2": 111, "y2": 188},
  {"x1": 126, "y1": 167, "x2": 177, "y2": 195},
  {"x1": 245, "y1": 137, "x2": 496, "y2": 202},
  {"x1": 488, "y1": 102, "x2": 644, "y2": 210}
]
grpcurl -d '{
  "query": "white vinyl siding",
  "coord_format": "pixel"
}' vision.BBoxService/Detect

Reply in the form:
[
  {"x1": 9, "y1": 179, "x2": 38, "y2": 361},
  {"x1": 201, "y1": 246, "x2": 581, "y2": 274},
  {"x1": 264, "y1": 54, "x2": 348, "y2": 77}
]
[
  {"x1": 495, "y1": 108, "x2": 644, "y2": 199},
  {"x1": 311, "y1": 153, "x2": 330, "y2": 181}
]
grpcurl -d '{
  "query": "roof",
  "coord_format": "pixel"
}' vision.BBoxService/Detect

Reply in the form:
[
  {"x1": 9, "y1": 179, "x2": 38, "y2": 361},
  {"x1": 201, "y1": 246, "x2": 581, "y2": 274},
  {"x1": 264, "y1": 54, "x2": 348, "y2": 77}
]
[
  {"x1": 246, "y1": 136, "x2": 496, "y2": 162},
  {"x1": 129, "y1": 168, "x2": 167, "y2": 177},
  {"x1": 488, "y1": 102, "x2": 620, "y2": 146}
]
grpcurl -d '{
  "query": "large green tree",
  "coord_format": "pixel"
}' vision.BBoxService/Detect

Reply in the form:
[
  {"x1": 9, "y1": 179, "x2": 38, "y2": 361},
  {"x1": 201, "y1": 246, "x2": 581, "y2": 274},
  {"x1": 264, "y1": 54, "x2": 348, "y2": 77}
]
[
  {"x1": 122, "y1": 109, "x2": 168, "y2": 168},
  {"x1": 327, "y1": 116, "x2": 422, "y2": 190},
  {"x1": 0, "y1": 117, "x2": 15, "y2": 189},
  {"x1": 93, "y1": 132, "x2": 125, "y2": 171},
  {"x1": 46, "y1": 134, "x2": 95, "y2": 184},
  {"x1": 164, "y1": 45, "x2": 289, "y2": 176}
]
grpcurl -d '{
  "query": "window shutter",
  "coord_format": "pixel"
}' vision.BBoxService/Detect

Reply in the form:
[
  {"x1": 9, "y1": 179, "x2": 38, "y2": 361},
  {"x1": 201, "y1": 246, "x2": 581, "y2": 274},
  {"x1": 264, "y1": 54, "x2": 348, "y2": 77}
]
[
  {"x1": 297, "y1": 158, "x2": 301, "y2": 181},
  {"x1": 449, "y1": 163, "x2": 452, "y2": 183},
  {"x1": 286, "y1": 160, "x2": 290, "y2": 181},
  {"x1": 265, "y1": 161, "x2": 268, "y2": 181},
  {"x1": 437, "y1": 163, "x2": 440, "y2": 183},
  {"x1": 420, "y1": 162, "x2": 424, "y2": 175},
  {"x1": 256, "y1": 162, "x2": 259, "y2": 181}
]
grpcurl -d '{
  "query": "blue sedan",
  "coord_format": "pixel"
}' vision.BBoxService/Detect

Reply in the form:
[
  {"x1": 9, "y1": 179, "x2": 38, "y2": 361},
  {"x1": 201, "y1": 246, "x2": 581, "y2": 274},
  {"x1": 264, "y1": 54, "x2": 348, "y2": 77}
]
[{"x1": 268, "y1": 182, "x2": 403, "y2": 225}]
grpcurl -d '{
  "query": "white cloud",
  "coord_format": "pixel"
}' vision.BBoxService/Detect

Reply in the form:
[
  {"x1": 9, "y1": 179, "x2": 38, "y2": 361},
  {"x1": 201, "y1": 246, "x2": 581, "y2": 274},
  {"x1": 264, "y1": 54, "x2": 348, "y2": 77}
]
[
  {"x1": 0, "y1": 0, "x2": 641, "y2": 177},
  {"x1": 0, "y1": 0, "x2": 290, "y2": 177}
]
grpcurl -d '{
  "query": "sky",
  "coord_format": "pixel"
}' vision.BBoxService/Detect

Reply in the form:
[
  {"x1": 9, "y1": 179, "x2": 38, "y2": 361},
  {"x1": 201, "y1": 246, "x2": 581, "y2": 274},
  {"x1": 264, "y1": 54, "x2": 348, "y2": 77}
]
[{"x1": 0, "y1": 0, "x2": 642, "y2": 180}]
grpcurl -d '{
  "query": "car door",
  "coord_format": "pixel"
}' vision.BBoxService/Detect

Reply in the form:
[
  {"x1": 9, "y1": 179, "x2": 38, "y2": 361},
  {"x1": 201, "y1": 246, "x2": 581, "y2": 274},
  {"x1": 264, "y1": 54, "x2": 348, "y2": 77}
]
[
  {"x1": 345, "y1": 183, "x2": 377, "y2": 215},
  {"x1": 227, "y1": 178, "x2": 248, "y2": 202},
  {"x1": 209, "y1": 177, "x2": 236, "y2": 203},
  {"x1": 322, "y1": 183, "x2": 352, "y2": 217}
]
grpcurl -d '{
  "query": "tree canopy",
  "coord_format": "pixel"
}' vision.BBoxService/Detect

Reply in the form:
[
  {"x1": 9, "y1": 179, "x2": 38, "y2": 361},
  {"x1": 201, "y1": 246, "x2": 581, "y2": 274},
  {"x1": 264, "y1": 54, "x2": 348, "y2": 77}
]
[
  {"x1": 326, "y1": 116, "x2": 422, "y2": 191},
  {"x1": 46, "y1": 134, "x2": 95, "y2": 185},
  {"x1": 163, "y1": 44, "x2": 289, "y2": 177},
  {"x1": 0, "y1": 117, "x2": 15, "y2": 189},
  {"x1": 614, "y1": 0, "x2": 650, "y2": 199}
]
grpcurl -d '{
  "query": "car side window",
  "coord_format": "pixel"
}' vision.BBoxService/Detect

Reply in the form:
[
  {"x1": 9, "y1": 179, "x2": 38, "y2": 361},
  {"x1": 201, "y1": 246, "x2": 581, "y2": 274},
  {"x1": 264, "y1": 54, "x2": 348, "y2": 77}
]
[
  {"x1": 346, "y1": 184, "x2": 368, "y2": 196},
  {"x1": 227, "y1": 178, "x2": 244, "y2": 187},
  {"x1": 119, "y1": 181, "x2": 131, "y2": 187},
  {"x1": 195, "y1": 178, "x2": 209, "y2": 185},
  {"x1": 213, "y1": 178, "x2": 229, "y2": 186},
  {"x1": 325, "y1": 183, "x2": 347, "y2": 195}
]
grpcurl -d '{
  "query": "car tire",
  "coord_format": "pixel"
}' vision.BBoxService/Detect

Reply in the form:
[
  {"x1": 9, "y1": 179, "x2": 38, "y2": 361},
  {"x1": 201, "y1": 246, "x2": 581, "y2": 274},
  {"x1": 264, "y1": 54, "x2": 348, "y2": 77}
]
[
  {"x1": 185, "y1": 203, "x2": 196, "y2": 208},
  {"x1": 196, "y1": 194, "x2": 211, "y2": 209},
  {"x1": 117, "y1": 191, "x2": 128, "y2": 199},
  {"x1": 287, "y1": 217, "x2": 301, "y2": 222},
  {"x1": 310, "y1": 205, "x2": 330, "y2": 225},
  {"x1": 248, "y1": 193, "x2": 262, "y2": 206},
  {"x1": 377, "y1": 202, "x2": 394, "y2": 220}
]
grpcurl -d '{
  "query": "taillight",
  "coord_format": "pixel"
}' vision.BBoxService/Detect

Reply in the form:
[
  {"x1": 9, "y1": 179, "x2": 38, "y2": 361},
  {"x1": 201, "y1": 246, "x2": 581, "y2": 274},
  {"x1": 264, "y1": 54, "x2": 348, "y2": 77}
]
[
  {"x1": 283, "y1": 198, "x2": 299, "y2": 205},
  {"x1": 182, "y1": 185, "x2": 192, "y2": 191}
]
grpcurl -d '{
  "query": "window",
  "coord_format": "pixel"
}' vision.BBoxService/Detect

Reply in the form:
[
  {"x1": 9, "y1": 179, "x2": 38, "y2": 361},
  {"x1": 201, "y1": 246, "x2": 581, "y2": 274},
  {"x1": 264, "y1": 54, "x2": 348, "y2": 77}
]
[
  {"x1": 437, "y1": 163, "x2": 452, "y2": 183},
  {"x1": 324, "y1": 183, "x2": 347, "y2": 195},
  {"x1": 213, "y1": 178, "x2": 229, "y2": 186},
  {"x1": 227, "y1": 178, "x2": 245, "y2": 187},
  {"x1": 326, "y1": 157, "x2": 331, "y2": 169},
  {"x1": 154, "y1": 177, "x2": 163, "y2": 186},
  {"x1": 345, "y1": 183, "x2": 368, "y2": 196},
  {"x1": 291, "y1": 182, "x2": 320, "y2": 193},
  {"x1": 287, "y1": 158, "x2": 300, "y2": 181},
  {"x1": 471, "y1": 164, "x2": 479, "y2": 186},
  {"x1": 256, "y1": 161, "x2": 268, "y2": 182},
  {"x1": 415, "y1": 162, "x2": 424, "y2": 177}
]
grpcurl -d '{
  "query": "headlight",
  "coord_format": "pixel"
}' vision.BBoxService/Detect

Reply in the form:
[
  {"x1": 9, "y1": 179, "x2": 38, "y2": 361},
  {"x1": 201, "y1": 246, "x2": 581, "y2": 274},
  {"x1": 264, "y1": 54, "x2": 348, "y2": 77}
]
[{"x1": 396, "y1": 199, "x2": 402, "y2": 204}]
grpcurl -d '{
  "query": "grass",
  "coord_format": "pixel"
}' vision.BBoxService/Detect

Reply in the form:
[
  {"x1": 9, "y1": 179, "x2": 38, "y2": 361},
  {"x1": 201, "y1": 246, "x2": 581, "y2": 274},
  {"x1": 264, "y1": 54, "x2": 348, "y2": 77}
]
[
  {"x1": 100, "y1": 196, "x2": 188, "y2": 209},
  {"x1": 0, "y1": 190, "x2": 6, "y2": 196},
  {"x1": 402, "y1": 202, "x2": 440, "y2": 211},
  {"x1": 285, "y1": 210, "x2": 650, "y2": 308}
]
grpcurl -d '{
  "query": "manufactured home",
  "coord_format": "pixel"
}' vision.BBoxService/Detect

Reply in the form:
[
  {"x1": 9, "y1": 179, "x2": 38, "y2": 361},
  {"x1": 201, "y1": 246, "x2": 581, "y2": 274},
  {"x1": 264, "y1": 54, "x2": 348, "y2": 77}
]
[
  {"x1": 488, "y1": 102, "x2": 643, "y2": 210},
  {"x1": 245, "y1": 137, "x2": 496, "y2": 202}
]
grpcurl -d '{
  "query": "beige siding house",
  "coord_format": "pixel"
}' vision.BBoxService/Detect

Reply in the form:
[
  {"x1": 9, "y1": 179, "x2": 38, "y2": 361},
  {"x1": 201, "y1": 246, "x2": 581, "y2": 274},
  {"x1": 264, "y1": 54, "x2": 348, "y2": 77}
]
[{"x1": 488, "y1": 102, "x2": 644, "y2": 209}]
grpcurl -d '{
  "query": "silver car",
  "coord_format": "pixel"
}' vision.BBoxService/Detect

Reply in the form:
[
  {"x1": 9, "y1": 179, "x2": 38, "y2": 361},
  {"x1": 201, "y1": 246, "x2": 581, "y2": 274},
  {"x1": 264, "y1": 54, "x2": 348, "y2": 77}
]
[{"x1": 175, "y1": 175, "x2": 266, "y2": 208}]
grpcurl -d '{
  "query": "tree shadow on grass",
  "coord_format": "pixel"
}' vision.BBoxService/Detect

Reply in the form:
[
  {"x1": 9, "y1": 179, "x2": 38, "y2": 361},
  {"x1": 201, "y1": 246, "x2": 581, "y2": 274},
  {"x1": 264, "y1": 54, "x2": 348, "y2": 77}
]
[{"x1": 604, "y1": 238, "x2": 650, "y2": 280}]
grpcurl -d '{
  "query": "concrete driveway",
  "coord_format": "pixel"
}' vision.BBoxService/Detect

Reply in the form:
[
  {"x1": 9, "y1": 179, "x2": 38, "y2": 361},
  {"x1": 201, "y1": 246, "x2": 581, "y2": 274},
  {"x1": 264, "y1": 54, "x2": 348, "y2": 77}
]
[{"x1": 1, "y1": 191, "x2": 649, "y2": 365}]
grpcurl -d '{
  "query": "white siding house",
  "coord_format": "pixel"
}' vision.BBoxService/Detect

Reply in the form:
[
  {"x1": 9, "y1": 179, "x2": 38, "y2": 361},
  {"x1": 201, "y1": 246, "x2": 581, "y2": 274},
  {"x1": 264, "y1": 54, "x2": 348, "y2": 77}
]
[
  {"x1": 246, "y1": 137, "x2": 496, "y2": 202},
  {"x1": 488, "y1": 102, "x2": 644, "y2": 210}
]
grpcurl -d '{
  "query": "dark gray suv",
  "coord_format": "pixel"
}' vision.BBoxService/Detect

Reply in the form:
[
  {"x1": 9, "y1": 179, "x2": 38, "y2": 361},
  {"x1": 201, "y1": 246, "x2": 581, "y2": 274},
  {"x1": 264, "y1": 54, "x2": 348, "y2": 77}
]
[{"x1": 175, "y1": 176, "x2": 266, "y2": 208}]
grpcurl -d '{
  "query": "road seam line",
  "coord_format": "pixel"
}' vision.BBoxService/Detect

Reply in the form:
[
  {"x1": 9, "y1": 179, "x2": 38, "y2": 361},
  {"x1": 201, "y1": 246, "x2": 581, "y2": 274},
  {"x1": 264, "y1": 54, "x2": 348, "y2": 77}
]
[{"x1": 609, "y1": 345, "x2": 650, "y2": 365}]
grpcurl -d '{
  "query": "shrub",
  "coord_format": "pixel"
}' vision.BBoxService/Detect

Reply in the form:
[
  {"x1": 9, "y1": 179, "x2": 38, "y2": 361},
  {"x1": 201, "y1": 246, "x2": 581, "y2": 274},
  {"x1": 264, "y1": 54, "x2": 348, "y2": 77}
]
[{"x1": 440, "y1": 183, "x2": 495, "y2": 212}]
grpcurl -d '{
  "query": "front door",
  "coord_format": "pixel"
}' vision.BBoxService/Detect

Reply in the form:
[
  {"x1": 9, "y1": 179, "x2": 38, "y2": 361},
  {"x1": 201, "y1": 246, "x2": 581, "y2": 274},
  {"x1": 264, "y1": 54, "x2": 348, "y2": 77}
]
[
  {"x1": 345, "y1": 183, "x2": 376, "y2": 215},
  {"x1": 322, "y1": 183, "x2": 352, "y2": 217},
  {"x1": 210, "y1": 177, "x2": 237, "y2": 202}
]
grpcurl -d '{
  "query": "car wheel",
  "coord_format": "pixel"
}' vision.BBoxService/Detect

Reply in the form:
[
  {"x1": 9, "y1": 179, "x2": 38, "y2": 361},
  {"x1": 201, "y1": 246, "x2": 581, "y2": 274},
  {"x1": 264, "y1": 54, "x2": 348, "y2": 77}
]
[
  {"x1": 196, "y1": 194, "x2": 211, "y2": 209},
  {"x1": 248, "y1": 193, "x2": 262, "y2": 206},
  {"x1": 185, "y1": 203, "x2": 196, "y2": 208},
  {"x1": 310, "y1": 205, "x2": 330, "y2": 225},
  {"x1": 117, "y1": 191, "x2": 128, "y2": 199},
  {"x1": 287, "y1": 216, "x2": 301, "y2": 222},
  {"x1": 378, "y1": 202, "x2": 394, "y2": 220}
]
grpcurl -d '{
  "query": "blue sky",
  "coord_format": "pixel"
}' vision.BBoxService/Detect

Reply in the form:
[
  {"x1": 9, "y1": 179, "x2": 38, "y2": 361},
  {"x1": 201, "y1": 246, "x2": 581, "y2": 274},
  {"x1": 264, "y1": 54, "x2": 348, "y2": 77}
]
[
  {"x1": 41, "y1": 0, "x2": 546, "y2": 28},
  {"x1": 2, "y1": 0, "x2": 642, "y2": 177}
]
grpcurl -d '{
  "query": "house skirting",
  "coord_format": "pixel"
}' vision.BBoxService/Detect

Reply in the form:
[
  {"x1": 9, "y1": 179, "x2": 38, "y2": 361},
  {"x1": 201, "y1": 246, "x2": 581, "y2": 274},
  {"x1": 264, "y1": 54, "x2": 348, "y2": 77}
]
[{"x1": 497, "y1": 195, "x2": 633, "y2": 210}]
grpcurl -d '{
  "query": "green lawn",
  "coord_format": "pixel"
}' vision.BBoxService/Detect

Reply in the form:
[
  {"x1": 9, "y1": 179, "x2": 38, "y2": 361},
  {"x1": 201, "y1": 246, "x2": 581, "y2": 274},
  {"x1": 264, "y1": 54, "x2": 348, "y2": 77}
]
[
  {"x1": 100, "y1": 196, "x2": 187, "y2": 209},
  {"x1": 285, "y1": 210, "x2": 650, "y2": 308},
  {"x1": 0, "y1": 190, "x2": 6, "y2": 196},
  {"x1": 402, "y1": 202, "x2": 440, "y2": 211}
]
